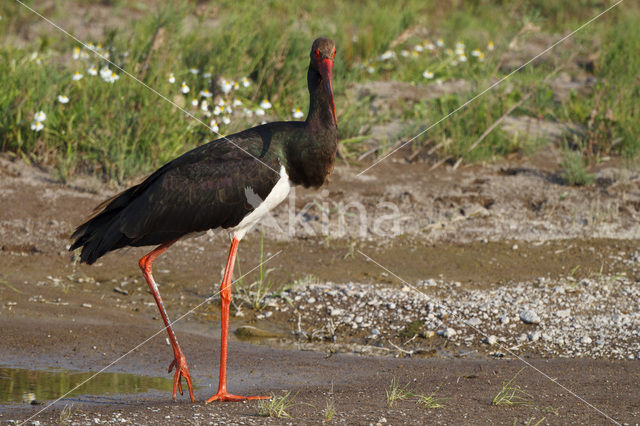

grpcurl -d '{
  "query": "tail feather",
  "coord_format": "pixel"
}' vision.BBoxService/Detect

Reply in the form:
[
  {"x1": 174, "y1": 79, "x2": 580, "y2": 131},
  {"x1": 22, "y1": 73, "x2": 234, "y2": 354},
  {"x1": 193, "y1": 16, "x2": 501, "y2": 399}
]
[{"x1": 70, "y1": 186, "x2": 139, "y2": 264}]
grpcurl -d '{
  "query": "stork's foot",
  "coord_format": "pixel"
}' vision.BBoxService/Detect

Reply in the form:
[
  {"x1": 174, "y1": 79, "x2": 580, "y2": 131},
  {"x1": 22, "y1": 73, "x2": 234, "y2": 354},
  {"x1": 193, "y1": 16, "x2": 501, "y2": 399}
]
[
  {"x1": 168, "y1": 354, "x2": 195, "y2": 402},
  {"x1": 206, "y1": 391, "x2": 270, "y2": 403}
]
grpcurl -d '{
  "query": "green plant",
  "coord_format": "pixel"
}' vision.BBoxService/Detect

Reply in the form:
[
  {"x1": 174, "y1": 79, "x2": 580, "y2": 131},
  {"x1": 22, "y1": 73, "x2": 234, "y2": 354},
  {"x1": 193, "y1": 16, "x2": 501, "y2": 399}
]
[
  {"x1": 561, "y1": 146, "x2": 594, "y2": 186},
  {"x1": 492, "y1": 368, "x2": 533, "y2": 406},
  {"x1": 258, "y1": 391, "x2": 297, "y2": 418},
  {"x1": 323, "y1": 399, "x2": 337, "y2": 422},
  {"x1": 415, "y1": 386, "x2": 448, "y2": 409},
  {"x1": 386, "y1": 377, "x2": 413, "y2": 408},
  {"x1": 58, "y1": 403, "x2": 74, "y2": 425},
  {"x1": 235, "y1": 230, "x2": 279, "y2": 311}
]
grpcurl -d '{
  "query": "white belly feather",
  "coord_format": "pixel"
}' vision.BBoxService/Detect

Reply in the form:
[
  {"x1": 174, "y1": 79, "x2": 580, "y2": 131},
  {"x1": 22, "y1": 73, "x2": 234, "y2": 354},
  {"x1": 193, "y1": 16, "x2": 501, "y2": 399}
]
[{"x1": 232, "y1": 164, "x2": 291, "y2": 240}]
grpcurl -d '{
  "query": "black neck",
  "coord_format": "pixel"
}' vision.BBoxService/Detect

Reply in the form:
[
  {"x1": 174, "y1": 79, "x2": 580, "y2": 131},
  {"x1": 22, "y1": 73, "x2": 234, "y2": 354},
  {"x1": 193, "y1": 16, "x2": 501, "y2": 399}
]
[{"x1": 305, "y1": 65, "x2": 336, "y2": 129}]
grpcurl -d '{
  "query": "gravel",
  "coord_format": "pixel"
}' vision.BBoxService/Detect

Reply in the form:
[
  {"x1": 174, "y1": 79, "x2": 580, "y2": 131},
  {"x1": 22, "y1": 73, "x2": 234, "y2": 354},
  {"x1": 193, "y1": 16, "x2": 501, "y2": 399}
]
[{"x1": 259, "y1": 271, "x2": 640, "y2": 360}]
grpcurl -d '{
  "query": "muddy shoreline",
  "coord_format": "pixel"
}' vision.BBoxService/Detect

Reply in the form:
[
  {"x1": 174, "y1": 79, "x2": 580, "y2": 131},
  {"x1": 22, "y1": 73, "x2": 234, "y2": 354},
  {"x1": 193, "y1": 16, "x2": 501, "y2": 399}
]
[{"x1": 1, "y1": 154, "x2": 640, "y2": 423}]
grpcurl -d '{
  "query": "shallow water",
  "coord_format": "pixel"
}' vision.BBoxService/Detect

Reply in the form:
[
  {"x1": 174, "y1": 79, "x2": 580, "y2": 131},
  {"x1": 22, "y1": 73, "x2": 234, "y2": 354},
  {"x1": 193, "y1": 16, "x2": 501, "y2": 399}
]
[{"x1": 0, "y1": 367, "x2": 174, "y2": 405}]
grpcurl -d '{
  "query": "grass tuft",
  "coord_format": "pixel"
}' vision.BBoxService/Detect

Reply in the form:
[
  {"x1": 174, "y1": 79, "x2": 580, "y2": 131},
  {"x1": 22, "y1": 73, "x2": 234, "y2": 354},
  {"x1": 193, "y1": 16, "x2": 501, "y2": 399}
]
[
  {"x1": 415, "y1": 386, "x2": 448, "y2": 409},
  {"x1": 561, "y1": 146, "x2": 594, "y2": 186},
  {"x1": 386, "y1": 377, "x2": 414, "y2": 408},
  {"x1": 323, "y1": 399, "x2": 337, "y2": 422},
  {"x1": 258, "y1": 391, "x2": 297, "y2": 418},
  {"x1": 234, "y1": 230, "x2": 285, "y2": 311},
  {"x1": 492, "y1": 368, "x2": 533, "y2": 406},
  {"x1": 58, "y1": 403, "x2": 74, "y2": 425}
]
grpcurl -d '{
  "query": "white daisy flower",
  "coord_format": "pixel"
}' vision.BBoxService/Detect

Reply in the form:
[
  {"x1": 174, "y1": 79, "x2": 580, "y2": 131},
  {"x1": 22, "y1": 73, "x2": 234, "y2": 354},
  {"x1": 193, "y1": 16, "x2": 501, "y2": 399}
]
[
  {"x1": 217, "y1": 98, "x2": 226, "y2": 106},
  {"x1": 255, "y1": 108, "x2": 265, "y2": 116},
  {"x1": 455, "y1": 47, "x2": 465, "y2": 56},
  {"x1": 241, "y1": 77, "x2": 250, "y2": 87},
  {"x1": 181, "y1": 82, "x2": 190, "y2": 94},
  {"x1": 377, "y1": 50, "x2": 395, "y2": 61},
  {"x1": 87, "y1": 42, "x2": 95, "y2": 51},
  {"x1": 189, "y1": 67, "x2": 199, "y2": 75},
  {"x1": 210, "y1": 120, "x2": 219, "y2": 133},
  {"x1": 487, "y1": 41, "x2": 495, "y2": 51},
  {"x1": 225, "y1": 106, "x2": 233, "y2": 114},
  {"x1": 213, "y1": 105, "x2": 223, "y2": 115},
  {"x1": 57, "y1": 95, "x2": 69, "y2": 104},
  {"x1": 191, "y1": 98, "x2": 199, "y2": 107},
  {"x1": 400, "y1": 50, "x2": 409, "y2": 58},
  {"x1": 232, "y1": 98, "x2": 243, "y2": 107},
  {"x1": 413, "y1": 44, "x2": 424, "y2": 53},
  {"x1": 471, "y1": 49, "x2": 482, "y2": 57},
  {"x1": 367, "y1": 66, "x2": 375, "y2": 74},
  {"x1": 103, "y1": 71, "x2": 119, "y2": 83},
  {"x1": 72, "y1": 47, "x2": 81, "y2": 60},
  {"x1": 233, "y1": 81, "x2": 239, "y2": 90},
  {"x1": 200, "y1": 100, "x2": 209, "y2": 111},
  {"x1": 30, "y1": 121, "x2": 44, "y2": 132},
  {"x1": 168, "y1": 73, "x2": 175, "y2": 84},
  {"x1": 222, "y1": 116, "x2": 231, "y2": 125},
  {"x1": 220, "y1": 79, "x2": 233, "y2": 94},
  {"x1": 243, "y1": 107, "x2": 253, "y2": 117},
  {"x1": 436, "y1": 38, "x2": 445, "y2": 47},
  {"x1": 458, "y1": 54, "x2": 467, "y2": 63},
  {"x1": 34, "y1": 111, "x2": 46, "y2": 122},
  {"x1": 100, "y1": 66, "x2": 111, "y2": 79},
  {"x1": 423, "y1": 70, "x2": 434, "y2": 79},
  {"x1": 425, "y1": 42, "x2": 435, "y2": 51},
  {"x1": 203, "y1": 72, "x2": 212, "y2": 79},
  {"x1": 259, "y1": 99, "x2": 272, "y2": 109},
  {"x1": 200, "y1": 89, "x2": 212, "y2": 98},
  {"x1": 72, "y1": 71, "x2": 83, "y2": 81},
  {"x1": 88, "y1": 65, "x2": 98, "y2": 76},
  {"x1": 455, "y1": 41, "x2": 465, "y2": 50},
  {"x1": 292, "y1": 108, "x2": 304, "y2": 119}
]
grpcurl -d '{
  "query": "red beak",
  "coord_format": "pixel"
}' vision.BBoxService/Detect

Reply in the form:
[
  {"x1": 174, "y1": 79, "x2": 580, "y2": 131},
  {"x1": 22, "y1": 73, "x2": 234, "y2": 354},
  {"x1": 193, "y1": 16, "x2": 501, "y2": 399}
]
[{"x1": 318, "y1": 58, "x2": 337, "y2": 124}]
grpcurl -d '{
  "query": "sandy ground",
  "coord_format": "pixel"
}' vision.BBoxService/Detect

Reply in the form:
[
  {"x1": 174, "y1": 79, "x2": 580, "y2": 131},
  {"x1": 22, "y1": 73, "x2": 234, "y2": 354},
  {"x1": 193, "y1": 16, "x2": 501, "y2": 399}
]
[{"x1": 1, "y1": 152, "x2": 640, "y2": 424}]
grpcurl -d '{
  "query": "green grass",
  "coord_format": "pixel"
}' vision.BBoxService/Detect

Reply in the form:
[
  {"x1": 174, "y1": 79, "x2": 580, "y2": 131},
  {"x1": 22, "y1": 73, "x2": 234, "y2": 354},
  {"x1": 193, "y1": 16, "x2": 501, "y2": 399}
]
[
  {"x1": 561, "y1": 145, "x2": 594, "y2": 186},
  {"x1": 492, "y1": 369, "x2": 534, "y2": 407},
  {"x1": 323, "y1": 399, "x2": 337, "y2": 422},
  {"x1": 234, "y1": 230, "x2": 285, "y2": 311},
  {"x1": 257, "y1": 391, "x2": 297, "y2": 418},
  {"x1": 386, "y1": 377, "x2": 414, "y2": 408},
  {"x1": 415, "y1": 386, "x2": 448, "y2": 409},
  {"x1": 1, "y1": 1, "x2": 638, "y2": 181}
]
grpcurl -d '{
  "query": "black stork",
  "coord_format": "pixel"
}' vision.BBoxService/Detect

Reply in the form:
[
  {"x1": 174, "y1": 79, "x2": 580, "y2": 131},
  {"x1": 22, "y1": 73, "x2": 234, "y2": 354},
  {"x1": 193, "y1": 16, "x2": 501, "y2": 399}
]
[{"x1": 69, "y1": 37, "x2": 338, "y2": 402}]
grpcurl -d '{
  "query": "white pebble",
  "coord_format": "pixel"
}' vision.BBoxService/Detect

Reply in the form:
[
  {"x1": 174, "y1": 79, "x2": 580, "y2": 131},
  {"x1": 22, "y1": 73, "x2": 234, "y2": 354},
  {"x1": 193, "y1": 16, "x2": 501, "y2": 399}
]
[
  {"x1": 520, "y1": 310, "x2": 540, "y2": 324},
  {"x1": 438, "y1": 328, "x2": 457, "y2": 338}
]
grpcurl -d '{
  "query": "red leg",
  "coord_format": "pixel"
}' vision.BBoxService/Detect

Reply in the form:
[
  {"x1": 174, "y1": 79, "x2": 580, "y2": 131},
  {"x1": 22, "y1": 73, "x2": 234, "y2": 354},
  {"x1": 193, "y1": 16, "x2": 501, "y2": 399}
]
[
  {"x1": 206, "y1": 237, "x2": 270, "y2": 403},
  {"x1": 139, "y1": 239, "x2": 195, "y2": 403}
]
